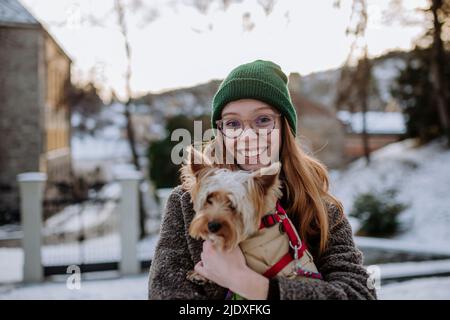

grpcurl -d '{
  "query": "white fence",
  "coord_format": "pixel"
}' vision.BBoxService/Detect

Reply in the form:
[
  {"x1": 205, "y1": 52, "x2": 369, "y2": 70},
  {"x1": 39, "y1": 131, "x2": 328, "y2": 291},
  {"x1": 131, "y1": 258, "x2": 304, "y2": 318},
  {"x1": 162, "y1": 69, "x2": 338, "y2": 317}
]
[{"x1": 17, "y1": 171, "x2": 144, "y2": 283}]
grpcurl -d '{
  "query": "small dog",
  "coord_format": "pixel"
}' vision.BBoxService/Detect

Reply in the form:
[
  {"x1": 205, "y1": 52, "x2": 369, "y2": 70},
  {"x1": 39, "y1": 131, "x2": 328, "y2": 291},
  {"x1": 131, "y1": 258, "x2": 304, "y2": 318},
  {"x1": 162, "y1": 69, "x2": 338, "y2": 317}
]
[{"x1": 182, "y1": 146, "x2": 320, "y2": 285}]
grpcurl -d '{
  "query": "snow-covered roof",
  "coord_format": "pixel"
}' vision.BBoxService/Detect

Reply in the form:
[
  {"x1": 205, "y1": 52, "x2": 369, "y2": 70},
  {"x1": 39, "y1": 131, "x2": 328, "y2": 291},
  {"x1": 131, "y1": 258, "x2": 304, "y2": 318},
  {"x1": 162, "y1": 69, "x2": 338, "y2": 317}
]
[
  {"x1": 0, "y1": 0, "x2": 40, "y2": 26},
  {"x1": 337, "y1": 111, "x2": 406, "y2": 135}
]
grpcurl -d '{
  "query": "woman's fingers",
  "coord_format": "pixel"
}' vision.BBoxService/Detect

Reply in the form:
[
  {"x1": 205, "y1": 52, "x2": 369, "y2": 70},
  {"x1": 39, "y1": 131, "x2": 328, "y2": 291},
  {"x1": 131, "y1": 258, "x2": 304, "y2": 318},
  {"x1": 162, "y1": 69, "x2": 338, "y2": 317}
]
[
  {"x1": 203, "y1": 239, "x2": 213, "y2": 253},
  {"x1": 194, "y1": 261, "x2": 206, "y2": 276},
  {"x1": 200, "y1": 250, "x2": 205, "y2": 262}
]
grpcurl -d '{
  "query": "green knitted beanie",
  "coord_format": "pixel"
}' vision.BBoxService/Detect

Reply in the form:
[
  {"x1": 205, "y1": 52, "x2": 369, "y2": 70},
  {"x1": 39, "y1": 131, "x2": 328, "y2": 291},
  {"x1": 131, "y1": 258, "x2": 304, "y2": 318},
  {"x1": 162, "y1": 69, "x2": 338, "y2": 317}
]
[{"x1": 211, "y1": 59, "x2": 297, "y2": 136}]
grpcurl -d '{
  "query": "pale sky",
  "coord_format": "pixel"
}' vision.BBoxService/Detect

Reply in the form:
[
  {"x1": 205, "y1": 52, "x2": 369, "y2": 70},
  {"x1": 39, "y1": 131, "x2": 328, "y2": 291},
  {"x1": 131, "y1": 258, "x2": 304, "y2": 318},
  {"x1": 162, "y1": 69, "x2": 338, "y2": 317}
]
[{"x1": 20, "y1": 0, "x2": 428, "y2": 100}]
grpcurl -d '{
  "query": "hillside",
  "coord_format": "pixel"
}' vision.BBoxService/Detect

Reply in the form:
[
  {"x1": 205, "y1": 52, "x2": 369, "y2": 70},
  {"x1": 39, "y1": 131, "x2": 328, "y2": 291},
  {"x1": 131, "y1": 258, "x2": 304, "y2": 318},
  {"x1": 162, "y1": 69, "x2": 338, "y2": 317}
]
[{"x1": 330, "y1": 138, "x2": 450, "y2": 250}]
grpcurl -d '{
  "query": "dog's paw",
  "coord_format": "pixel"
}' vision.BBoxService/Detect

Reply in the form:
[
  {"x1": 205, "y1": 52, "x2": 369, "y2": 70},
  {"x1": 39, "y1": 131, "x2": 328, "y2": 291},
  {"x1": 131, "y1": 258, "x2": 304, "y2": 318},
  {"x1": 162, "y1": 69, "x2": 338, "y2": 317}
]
[{"x1": 186, "y1": 270, "x2": 209, "y2": 285}]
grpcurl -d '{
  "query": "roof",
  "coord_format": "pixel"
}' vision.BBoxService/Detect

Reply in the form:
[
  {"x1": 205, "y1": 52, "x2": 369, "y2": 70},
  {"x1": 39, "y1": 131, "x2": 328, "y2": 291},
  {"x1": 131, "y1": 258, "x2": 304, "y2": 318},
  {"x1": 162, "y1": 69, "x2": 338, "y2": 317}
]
[
  {"x1": 0, "y1": 0, "x2": 40, "y2": 27},
  {"x1": 0, "y1": 0, "x2": 72, "y2": 62},
  {"x1": 337, "y1": 111, "x2": 406, "y2": 135}
]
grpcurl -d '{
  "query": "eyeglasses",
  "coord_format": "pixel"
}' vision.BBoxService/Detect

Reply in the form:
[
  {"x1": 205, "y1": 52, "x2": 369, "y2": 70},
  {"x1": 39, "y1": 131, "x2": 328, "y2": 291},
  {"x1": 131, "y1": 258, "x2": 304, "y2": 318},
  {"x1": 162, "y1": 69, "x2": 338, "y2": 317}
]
[{"x1": 216, "y1": 113, "x2": 281, "y2": 139}]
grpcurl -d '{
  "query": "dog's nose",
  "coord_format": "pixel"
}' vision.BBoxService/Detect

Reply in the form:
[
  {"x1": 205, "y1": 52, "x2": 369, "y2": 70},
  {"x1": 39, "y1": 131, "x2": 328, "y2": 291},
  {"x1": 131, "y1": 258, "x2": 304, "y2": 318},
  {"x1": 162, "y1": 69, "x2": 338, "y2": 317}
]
[{"x1": 207, "y1": 221, "x2": 222, "y2": 233}]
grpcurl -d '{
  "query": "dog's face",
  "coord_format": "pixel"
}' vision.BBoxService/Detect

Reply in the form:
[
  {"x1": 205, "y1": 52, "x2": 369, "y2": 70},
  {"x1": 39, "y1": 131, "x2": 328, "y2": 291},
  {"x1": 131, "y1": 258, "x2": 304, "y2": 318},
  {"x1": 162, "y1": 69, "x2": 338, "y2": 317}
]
[{"x1": 185, "y1": 147, "x2": 282, "y2": 251}]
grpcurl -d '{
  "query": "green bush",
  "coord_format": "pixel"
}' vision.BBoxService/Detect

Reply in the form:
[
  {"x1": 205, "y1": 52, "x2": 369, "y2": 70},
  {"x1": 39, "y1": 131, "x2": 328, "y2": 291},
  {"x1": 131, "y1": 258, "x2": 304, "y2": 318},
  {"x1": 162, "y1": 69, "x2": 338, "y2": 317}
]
[
  {"x1": 350, "y1": 188, "x2": 408, "y2": 237},
  {"x1": 147, "y1": 114, "x2": 211, "y2": 189}
]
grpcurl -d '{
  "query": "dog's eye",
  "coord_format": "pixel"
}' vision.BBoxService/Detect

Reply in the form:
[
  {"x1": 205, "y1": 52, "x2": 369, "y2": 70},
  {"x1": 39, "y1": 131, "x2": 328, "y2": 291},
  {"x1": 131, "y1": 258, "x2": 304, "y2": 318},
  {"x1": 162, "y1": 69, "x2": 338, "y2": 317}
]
[
  {"x1": 228, "y1": 203, "x2": 236, "y2": 211},
  {"x1": 206, "y1": 196, "x2": 213, "y2": 205}
]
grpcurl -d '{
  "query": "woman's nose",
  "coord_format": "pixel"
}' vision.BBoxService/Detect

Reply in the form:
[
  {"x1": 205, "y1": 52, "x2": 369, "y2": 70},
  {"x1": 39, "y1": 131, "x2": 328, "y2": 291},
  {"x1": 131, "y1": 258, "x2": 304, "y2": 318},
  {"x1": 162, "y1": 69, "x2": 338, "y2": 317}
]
[{"x1": 239, "y1": 126, "x2": 258, "y2": 141}]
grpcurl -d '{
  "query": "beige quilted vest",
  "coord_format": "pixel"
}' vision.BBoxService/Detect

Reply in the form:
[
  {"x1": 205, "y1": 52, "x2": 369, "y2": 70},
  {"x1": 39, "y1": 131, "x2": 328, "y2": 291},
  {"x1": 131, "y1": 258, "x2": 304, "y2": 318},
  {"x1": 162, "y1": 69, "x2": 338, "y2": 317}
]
[{"x1": 239, "y1": 216, "x2": 319, "y2": 280}]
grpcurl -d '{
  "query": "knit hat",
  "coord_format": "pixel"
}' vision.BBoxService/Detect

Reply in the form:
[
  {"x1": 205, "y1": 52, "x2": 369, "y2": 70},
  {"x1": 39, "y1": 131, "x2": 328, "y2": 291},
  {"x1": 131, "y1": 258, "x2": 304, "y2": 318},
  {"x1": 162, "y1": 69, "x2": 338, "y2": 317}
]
[{"x1": 211, "y1": 59, "x2": 297, "y2": 136}]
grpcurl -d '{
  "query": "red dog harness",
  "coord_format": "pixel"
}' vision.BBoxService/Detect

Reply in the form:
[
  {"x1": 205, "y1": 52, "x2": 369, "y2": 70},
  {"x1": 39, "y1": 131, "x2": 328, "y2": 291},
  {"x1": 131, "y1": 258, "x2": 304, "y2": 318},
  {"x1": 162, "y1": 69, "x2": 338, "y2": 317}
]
[
  {"x1": 259, "y1": 201, "x2": 322, "y2": 280},
  {"x1": 225, "y1": 201, "x2": 323, "y2": 300}
]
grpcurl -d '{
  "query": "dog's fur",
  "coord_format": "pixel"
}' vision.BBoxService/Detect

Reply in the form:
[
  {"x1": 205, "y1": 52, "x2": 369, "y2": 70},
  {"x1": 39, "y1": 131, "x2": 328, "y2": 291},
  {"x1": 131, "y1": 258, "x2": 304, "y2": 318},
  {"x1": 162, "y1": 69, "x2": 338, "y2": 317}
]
[{"x1": 182, "y1": 146, "x2": 318, "y2": 285}]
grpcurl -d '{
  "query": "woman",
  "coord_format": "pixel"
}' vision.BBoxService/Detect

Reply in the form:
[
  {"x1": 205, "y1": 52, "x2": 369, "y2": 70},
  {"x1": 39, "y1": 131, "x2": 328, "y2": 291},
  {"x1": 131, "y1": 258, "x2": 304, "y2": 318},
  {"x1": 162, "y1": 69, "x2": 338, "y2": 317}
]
[{"x1": 148, "y1": 60, "x2": 377, "y2": 300}]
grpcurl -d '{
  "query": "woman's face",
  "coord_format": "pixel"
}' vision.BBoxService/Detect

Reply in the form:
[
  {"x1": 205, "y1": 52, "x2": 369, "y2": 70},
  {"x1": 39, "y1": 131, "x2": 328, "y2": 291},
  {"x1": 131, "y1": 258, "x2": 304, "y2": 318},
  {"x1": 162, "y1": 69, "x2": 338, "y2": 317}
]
[{"x1": 219, "y1": 99, "x2": 282, "y2": 171}]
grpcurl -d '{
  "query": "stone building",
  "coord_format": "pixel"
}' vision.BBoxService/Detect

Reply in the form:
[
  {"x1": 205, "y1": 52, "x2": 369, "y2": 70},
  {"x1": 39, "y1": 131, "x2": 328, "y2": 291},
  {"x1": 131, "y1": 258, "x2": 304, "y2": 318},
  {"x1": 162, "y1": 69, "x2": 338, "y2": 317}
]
[
  {"x1": 291, "y1": 93, "x2": 346, "y2": 169},
  {"x1": 288, "y1": 74, "x2": 346, "y2": 169},
  {"x1": 0, "y1": 0, "x2": 72, "y2": 222}
]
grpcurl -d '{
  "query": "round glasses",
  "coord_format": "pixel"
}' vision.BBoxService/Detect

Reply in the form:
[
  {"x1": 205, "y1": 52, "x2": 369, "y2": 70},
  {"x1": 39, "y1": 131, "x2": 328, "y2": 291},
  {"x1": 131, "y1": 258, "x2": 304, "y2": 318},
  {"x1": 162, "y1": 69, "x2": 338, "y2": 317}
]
[{"x1": 216, "y1": 113, "x2": 281, "y2": 139}]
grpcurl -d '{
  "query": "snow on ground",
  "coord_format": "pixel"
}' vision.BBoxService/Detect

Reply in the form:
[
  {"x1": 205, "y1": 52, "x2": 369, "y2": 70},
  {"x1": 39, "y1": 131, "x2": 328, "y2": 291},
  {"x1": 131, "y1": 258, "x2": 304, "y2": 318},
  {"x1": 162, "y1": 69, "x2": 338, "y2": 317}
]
[
  {"x1": 0, "y1": 273, "x2": 148, "y2": 300},
  {"x1": 379, "y1": 259, "x2": 450, "y2": 280},
  {"x1": 0, "y1": 233, "x2": 159, "y2": 284},
  {"x1": 0, "y1": 224, "x2": 21, "y2": 241},
  {"x1": 0, "y1": 272, "x2": 449, "y2": 300},
  {"x1": 71, "y1": 134, "x2": 130, "y2": 162},
  {"x1": 330, "y1": 138, "x2": 450, "y2": 250},
  {"x1": 354, "y1": 236, "x2": 450, "y2": 257},
  {"x1": 378, "y1": 277, "x2": 450, "y2": 300},
  {"x1": 43, "y1": 183, "x2": 121, "y2": 236},
  {"x1": 70, "y1": 102, "x2": 150, "y2": 163}
]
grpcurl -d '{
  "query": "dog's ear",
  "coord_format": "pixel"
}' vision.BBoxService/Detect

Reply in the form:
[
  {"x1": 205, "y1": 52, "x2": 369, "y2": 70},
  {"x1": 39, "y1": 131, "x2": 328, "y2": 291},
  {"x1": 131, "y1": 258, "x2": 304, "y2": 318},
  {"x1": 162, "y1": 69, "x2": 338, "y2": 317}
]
[
  {"x1": 185, "y1": 145, "x2": 213, "y2": 176},
  {"x1": 251, "y1": 161, "x2": 281, "y2": 190}
]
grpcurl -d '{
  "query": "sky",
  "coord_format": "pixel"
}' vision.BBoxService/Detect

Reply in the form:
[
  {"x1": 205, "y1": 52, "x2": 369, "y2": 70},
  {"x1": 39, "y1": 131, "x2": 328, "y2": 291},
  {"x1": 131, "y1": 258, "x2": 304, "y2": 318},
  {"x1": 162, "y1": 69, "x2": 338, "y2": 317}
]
[{"x1": 20, "y1": 0, "x2": 428, "y2": 101}]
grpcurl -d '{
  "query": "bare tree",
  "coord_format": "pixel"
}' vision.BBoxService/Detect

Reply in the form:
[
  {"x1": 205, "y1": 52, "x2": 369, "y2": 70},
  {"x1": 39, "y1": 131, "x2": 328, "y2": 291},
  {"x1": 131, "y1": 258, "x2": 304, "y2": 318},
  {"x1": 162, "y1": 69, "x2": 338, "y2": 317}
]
[
  {"x1": 355, "y1": 48, "x2": 372, "y2": 164},
  {"x1": 115, "y1": 0, "x2": 140, "y2": 172},
  {"x1": 114, "y1": 0, "x2": 160, "y2": 238},
  {"x1": 334, "y1": 0, "x2": 372, "y2": 164}
]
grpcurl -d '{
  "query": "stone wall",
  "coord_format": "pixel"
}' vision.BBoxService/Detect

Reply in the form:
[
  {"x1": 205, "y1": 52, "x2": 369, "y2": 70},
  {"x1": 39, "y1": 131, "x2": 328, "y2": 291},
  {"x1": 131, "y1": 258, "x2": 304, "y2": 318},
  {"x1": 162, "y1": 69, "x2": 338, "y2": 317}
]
[
  {"x1": 0, "y1": 26, "x2": 72, "y2": 221},
  {"x1": 0, "y1": 26, "x2": 43, "y2": 220}
]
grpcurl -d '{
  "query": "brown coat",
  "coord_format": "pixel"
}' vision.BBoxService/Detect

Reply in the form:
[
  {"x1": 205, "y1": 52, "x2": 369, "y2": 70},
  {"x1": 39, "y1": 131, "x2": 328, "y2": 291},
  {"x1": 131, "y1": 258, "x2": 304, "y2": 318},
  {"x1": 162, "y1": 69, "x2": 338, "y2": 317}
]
[{"x1": 148, "y1": 185, "x2": 377, "y2": 300}]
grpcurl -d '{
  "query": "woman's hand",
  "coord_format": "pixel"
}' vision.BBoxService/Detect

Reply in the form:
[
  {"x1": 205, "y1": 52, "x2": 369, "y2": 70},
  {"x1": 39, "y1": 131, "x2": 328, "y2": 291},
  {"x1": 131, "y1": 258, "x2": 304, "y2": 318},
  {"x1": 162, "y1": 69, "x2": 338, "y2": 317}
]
[{"x1": 194, "y1": 240, "x2": 269, "y2": 300}]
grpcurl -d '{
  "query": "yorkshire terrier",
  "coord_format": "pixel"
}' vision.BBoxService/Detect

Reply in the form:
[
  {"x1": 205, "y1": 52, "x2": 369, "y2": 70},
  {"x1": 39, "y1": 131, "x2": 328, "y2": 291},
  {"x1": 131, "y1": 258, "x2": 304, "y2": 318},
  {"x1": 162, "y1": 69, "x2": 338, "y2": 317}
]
[{"x1": 181, "y1": 146, "x2": 320, "y2": 286}]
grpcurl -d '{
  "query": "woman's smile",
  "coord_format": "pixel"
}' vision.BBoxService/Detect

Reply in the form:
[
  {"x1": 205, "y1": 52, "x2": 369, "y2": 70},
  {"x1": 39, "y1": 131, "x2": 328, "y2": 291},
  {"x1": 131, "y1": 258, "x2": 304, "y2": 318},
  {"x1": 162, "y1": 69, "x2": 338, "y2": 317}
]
[{"x1": 236, "y1": 146, "x2": 268, "y2": 158}]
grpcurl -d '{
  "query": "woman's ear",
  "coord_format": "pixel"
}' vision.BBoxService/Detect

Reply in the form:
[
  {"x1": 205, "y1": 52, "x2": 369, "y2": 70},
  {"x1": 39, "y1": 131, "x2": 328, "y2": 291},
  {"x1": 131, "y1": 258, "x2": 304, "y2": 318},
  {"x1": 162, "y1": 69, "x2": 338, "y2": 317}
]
[
  {"x1": 185, "y1": 145, "x2": 213, "y2": 176},
  {"x1": 251, "y1": 162, "x2": 281, "y2": 190}
]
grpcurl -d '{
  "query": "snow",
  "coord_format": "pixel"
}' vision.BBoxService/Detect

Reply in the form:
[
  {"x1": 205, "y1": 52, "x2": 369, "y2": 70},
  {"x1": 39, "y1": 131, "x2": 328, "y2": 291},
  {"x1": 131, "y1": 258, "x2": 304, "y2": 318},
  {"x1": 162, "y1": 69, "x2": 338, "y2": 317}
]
[
  {"x1": 1, "y1": 271, "x2": 449, "y2": 300},
  {"x1": 70, "y1": 102, "x2": 133, "y2": 162},
  {"x1": 378, "y1": 277, "x2": 450, "y2": 300},
  {"x1": 0, "y1": 233, "x2": 159, "y2": 284},
  {"x1": 355, "y1": 236, "x2": 450, "y2": 257},
  {"x1": 16, "y1": 172, "x2": 47, "y2": 182},
  {"x1": 0, "y1": 224, "x2": 21, "y2": 241},
  {"x1": 115, "y1": 170, "x2": 142, "y2": 181},
  {"x1": 43, "y1": 199, "x2": 117, "y2": 236},
  {"x1": 0, "y1": 273, "x2": 148, "y2": 300},
  {"x1": 337, "y1": 111, "x2": 406, "y2": 134},
  {"x1": 331, "y1": 138, "x2": 450, "y2": 249},
  {"x1": 71, "y1": 134, "x2": 131, "y2": 161},
  {"x1": 0, "y1": 249, "x2": 22, "y2": 284},
  {"x1": 379, "y1": 259, "x2": 450, "y2": 280},
  {"x1": 43, "y1": 182, "x2": 120, "y2": 237}
]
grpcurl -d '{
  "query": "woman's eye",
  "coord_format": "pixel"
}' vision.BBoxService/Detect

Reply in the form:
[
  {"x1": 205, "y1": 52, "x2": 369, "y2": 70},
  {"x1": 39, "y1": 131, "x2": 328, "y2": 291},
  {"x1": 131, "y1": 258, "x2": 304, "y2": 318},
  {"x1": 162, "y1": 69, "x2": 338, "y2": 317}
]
[
  {"x1": 255, "y1": 115, "x2": 273, "y2": 126},
  {"x1": 224, "y1": 119, "x2": 241, "y2": 128}
]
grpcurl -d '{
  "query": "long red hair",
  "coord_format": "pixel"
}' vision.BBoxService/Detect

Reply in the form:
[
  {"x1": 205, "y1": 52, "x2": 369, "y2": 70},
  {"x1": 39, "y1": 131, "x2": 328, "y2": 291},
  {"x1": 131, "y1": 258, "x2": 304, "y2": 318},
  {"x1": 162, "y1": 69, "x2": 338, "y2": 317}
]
[{"x1": 182, "y1": 117, "x2": 344, "y2": 255}]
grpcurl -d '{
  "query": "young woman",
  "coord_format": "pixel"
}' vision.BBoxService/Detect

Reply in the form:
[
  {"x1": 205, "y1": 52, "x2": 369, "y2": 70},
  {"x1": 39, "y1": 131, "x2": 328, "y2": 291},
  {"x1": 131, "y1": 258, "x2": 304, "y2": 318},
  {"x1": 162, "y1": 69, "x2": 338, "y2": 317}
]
[{"x1": 148, "y1": 60, "x2": 377, "y2": 300}]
